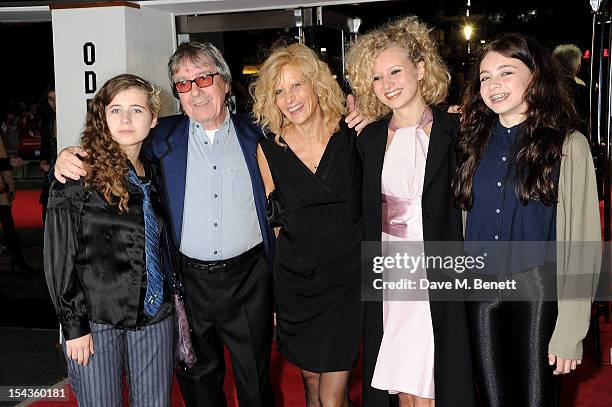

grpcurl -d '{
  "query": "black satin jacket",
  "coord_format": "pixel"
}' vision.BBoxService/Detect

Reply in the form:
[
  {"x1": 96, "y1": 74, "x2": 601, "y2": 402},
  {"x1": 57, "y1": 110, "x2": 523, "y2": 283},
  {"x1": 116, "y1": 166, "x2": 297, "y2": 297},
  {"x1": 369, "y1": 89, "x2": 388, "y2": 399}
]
[{"x1": 43, "y1": 161, "x2": 173, "y2": 340}]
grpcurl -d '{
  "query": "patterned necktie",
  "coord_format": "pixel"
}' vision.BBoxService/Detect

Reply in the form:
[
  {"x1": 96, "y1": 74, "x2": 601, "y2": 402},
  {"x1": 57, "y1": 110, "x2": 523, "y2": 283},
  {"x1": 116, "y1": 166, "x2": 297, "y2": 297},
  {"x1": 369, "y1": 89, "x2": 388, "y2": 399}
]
[{"x1": 127, "y1": 167, "x2": 163, "y2": 316}]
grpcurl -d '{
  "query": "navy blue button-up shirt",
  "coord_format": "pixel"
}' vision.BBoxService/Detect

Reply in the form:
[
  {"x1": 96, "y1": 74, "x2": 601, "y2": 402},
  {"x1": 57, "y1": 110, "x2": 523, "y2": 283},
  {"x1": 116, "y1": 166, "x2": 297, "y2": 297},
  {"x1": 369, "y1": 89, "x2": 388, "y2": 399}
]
[{"x1": 465, "y1": 121, "x2": 557, "y2": 274}]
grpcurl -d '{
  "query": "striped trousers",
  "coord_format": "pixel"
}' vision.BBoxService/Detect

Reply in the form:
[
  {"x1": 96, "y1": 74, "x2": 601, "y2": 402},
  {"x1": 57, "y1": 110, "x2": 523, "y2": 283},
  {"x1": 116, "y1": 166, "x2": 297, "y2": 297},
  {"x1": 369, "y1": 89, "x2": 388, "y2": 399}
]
[{"x1": 64, "y1": 317, "x2": 173, "y2": 407}]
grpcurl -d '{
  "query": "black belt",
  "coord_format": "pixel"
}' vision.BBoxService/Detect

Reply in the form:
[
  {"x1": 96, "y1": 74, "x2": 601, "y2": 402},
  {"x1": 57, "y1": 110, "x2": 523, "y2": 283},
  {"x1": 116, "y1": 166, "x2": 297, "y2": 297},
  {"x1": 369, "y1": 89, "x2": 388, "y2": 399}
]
[{"x1": 179, "y1": 243, "x2": 264, "y2": 273}]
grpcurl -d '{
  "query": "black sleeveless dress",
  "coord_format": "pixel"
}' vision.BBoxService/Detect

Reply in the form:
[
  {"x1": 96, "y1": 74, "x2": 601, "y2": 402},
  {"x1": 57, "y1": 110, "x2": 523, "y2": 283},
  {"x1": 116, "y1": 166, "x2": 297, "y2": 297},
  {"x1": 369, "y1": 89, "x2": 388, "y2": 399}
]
[{"x1": 260, "y1": 121, "x2": 364, "y2": 372}]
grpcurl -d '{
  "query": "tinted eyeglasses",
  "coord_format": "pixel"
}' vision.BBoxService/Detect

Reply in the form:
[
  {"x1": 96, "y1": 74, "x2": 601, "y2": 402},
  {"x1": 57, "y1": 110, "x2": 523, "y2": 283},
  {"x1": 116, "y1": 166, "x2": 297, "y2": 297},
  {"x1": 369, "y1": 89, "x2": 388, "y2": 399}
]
[{"x1": 174, "y1": 73, "x2": 220, "y2": 93}]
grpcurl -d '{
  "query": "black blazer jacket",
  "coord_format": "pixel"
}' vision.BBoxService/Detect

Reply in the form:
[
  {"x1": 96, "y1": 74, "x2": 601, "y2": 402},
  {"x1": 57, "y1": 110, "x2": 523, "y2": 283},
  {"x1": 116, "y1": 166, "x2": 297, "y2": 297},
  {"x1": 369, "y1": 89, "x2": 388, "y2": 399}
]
[{"x1": 356, "y1": 107, "x2": 476, "y2": 406}]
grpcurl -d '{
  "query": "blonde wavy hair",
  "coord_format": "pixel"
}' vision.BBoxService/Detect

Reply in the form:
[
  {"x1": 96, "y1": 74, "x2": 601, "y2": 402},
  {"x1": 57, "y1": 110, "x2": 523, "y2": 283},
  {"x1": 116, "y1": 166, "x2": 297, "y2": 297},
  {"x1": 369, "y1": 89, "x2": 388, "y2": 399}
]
[
  {"x1": 346, "y1": 16, "x2": 450, "y2": 120},
  {"x1": 250, "y1": 43, "x2": 347, "y2": 144},
  {"x1": 81, "y1": 74, "x2": 161, "y2": 213}
]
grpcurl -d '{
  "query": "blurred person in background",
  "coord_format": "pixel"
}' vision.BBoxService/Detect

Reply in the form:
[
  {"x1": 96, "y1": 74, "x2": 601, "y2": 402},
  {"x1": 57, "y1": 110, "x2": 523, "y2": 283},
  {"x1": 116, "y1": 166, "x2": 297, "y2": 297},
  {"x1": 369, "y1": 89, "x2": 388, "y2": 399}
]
[
  {"x1": 552, "y1": 44, "x2": 589, "y2": 136},
  {"x1": 1, "y1": 111, "x2": 18, "y2": 152},
  {"x1": 39, "y1": 84, "x2": 57, "y2": 224},
  {"x1": 0, "y1": 135, "x2": 31, "y2": 271}
]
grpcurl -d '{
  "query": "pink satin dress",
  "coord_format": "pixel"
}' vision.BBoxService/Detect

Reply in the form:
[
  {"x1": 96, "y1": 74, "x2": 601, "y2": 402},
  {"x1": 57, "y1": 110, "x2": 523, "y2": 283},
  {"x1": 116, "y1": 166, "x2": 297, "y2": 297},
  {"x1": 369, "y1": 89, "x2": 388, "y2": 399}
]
[{"x1": 370, "y1": 113, "x2": 435, "y2": 399}]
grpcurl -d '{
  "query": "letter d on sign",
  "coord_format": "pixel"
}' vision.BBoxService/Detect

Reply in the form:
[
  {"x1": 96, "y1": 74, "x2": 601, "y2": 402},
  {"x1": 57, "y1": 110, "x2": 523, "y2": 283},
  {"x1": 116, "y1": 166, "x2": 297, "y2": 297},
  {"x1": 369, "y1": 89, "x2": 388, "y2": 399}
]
[{"x1": 85, "y1": 71, "x2": 97, "y2": 94}]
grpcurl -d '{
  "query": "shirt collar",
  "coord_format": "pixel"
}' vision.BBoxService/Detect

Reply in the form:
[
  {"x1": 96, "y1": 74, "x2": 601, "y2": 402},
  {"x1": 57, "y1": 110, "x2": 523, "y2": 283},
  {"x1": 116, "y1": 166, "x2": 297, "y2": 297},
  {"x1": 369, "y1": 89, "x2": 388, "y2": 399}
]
[
  {"x1": 190, "y1": 108, "x2": 231, "y2": 136},
  {"x1": 493, "y1": 119, "x2": 522, "y2": 138},
  {"x1": 126, "y1": 158, "x2": 151, "y2": 183}
]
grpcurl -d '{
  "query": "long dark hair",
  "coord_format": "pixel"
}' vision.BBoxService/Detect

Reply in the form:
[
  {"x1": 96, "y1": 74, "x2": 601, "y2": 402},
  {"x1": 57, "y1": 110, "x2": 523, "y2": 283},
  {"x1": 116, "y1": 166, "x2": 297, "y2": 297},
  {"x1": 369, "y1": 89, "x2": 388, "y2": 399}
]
[{"x1": 452, "y1": 33, "x2": 578, "y2": 210}]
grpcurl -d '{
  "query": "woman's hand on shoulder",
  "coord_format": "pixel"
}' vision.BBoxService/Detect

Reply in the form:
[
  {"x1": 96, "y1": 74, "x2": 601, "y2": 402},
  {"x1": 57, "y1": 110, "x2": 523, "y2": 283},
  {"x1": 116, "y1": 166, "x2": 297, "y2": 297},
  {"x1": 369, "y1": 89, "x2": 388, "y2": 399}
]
[
  {"x1": 66, "y1": 333, "x2": 95, "y2": 366},
  {"x1": 345, "y1": 94, "x2": 371, "y2": 135}
]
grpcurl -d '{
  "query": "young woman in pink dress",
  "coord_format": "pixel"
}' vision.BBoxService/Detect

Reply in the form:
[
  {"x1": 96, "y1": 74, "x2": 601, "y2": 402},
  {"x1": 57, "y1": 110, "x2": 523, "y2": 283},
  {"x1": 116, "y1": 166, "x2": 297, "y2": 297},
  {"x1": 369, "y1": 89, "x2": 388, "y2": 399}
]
[{"x1": 347, "y1": 16, "x2": 476, "y2": 407}]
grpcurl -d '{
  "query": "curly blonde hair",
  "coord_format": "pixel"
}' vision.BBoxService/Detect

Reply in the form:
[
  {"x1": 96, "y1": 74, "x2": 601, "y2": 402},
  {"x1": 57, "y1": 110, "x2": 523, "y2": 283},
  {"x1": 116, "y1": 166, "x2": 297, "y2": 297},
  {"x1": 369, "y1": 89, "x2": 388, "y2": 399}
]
[
  {"x1": 250, "y1": 43, "x2": 347, "y2": 143},
  {"x1": 81, "y1": 74, "x2": 161, "y2": 213},
  {"x1": 346, "y1": 16, "x2": 450, "y2": 120}
]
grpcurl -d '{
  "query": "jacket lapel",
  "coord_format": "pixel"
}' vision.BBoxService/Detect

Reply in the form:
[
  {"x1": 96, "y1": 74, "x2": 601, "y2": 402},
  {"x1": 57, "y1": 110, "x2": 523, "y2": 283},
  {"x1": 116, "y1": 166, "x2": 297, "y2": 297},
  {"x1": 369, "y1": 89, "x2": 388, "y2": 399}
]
[
  {"x1": 231, "y1": 114, "x2": 275, "y2": 262},
  {"x1": 155, "y1": 116, "x2": 190, "y2": 245},
  {"x1": 423, "y1": 108, "x2": 453, "y2": 192},
  {"x1": 364, "y1": 118, "x2": 389, "y2": 229}
]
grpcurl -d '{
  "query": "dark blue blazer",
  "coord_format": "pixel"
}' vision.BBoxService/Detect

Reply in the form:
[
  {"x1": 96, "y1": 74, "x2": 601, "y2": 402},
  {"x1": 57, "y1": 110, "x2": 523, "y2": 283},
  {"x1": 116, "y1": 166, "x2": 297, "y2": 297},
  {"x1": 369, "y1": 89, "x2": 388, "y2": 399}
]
[{"x1": 145, "y1": 113, "x2": 275, "y2": 262}]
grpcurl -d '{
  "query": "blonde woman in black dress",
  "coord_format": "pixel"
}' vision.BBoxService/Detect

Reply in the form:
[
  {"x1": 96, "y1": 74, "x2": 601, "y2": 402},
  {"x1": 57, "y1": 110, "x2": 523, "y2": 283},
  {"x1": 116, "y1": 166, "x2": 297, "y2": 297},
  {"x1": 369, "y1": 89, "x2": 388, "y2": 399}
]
[{"x1": 251, "y1": 43, "x2": 364, "y2": 407}]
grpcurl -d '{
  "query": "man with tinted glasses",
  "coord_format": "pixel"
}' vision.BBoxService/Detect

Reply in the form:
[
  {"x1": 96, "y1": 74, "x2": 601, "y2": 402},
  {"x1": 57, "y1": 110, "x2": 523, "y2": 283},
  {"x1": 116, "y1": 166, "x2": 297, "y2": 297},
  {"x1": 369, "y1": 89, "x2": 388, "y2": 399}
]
[{"x1": 53, "y1": 42, "x2": 275, "y2": 407}]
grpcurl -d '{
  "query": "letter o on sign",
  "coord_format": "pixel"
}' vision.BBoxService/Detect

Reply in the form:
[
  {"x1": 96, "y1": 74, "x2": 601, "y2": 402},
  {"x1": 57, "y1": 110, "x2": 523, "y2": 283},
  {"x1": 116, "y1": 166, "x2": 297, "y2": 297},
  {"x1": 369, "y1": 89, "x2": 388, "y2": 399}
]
[{"x1": 83, "y1": 42, "x2": 95, "y2": 66}]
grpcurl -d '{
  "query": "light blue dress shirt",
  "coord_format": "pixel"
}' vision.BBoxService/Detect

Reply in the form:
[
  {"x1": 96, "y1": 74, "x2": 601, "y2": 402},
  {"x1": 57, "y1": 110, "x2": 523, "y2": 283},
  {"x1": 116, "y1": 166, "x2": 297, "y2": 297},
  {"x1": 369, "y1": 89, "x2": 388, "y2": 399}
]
[{"x1": 180, "y1": 110, "x2": 262, "y2": 260}]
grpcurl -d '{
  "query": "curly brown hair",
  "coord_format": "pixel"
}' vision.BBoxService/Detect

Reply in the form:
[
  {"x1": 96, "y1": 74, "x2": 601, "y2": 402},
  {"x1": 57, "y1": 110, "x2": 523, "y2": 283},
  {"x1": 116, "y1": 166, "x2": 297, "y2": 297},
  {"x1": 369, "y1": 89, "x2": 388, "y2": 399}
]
[
  {"x1": 346, "y1": 16, "x2": 450, "y2": 120},
  {"x1": 452, "y1": 33, "x2": 579, "y2": 210},
  {"x1": 81, "y1": 74, "x2": 161, "y2": 213},
  {"x1": 250, "y1": 42, "x2": 347, "y2": 144}
]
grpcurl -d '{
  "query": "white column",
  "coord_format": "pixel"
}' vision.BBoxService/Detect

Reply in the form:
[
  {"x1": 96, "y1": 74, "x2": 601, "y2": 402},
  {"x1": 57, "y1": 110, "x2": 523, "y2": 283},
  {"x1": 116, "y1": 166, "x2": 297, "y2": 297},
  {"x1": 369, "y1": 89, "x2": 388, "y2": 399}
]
[{"x1": 51, "y1": 4, "x2": 178, "y2": 151}]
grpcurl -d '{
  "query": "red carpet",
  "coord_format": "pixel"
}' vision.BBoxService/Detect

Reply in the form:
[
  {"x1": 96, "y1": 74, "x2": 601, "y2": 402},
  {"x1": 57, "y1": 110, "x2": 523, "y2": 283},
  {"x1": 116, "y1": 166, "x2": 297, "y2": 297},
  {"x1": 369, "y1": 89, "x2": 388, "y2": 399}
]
[
  {"x1": 559, "y1": 316, "x2": 612, "y2": 406},
  {"x1": 12, "y1": 189, "x2": 43, "y2": 228},
  {"x1": 23, "y1": 330, "x2": 612, "y2": 406},
  {"x1": 28, "y1": 346, "x2": 363, "y2": 406}
]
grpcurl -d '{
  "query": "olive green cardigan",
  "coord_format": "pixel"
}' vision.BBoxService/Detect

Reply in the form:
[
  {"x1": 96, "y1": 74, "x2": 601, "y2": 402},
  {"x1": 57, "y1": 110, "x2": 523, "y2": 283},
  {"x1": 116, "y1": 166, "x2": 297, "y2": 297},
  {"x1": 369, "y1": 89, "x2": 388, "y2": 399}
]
[
  {"x1": 549, "y1": 131, "x2": 601, "y2": 360},
  {"x1": 463, "y1": 130, "x2": 601, "y2": 360}
]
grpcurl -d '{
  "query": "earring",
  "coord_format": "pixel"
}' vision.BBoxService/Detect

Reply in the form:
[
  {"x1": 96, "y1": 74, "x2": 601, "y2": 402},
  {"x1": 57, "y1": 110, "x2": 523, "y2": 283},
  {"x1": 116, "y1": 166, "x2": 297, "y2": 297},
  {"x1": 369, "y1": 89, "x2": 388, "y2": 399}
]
[{"x1": 317, "y1": 94, "x2": 321, "y2": 100}]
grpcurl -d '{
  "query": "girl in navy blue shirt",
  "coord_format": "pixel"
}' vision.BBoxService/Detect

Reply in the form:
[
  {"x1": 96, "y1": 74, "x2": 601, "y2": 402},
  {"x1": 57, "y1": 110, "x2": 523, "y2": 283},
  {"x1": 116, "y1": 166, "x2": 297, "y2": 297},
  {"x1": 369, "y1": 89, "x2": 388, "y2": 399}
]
[{"x1": 453, "y1": 33, "x2": 600, "y2": 407}]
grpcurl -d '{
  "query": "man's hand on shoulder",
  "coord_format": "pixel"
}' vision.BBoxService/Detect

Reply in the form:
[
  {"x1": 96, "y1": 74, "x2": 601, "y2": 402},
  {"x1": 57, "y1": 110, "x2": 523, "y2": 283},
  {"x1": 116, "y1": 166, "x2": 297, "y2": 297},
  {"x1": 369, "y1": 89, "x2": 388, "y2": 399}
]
[
  {"x1": 54, "y1": 146, "x2": 88, "y2": 184},
  {"x1": 345, "y1": 94, "x2": 372, "y2": 135}
]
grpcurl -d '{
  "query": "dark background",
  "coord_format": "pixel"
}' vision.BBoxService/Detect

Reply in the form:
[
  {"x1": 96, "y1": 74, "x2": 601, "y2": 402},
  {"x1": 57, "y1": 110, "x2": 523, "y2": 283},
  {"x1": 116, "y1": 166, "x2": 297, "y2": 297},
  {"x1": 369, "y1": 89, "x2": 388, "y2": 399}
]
[{"x1": 0, "y1": 0, "x2": 596, "y2": 115}]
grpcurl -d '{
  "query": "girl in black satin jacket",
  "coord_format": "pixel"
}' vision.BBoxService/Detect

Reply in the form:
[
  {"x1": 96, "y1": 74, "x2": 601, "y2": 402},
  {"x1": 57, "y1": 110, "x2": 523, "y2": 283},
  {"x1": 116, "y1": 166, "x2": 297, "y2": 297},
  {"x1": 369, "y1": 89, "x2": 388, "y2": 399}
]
[{"x1": 43, "y1": 74, "x2": 174, "y2": 407}]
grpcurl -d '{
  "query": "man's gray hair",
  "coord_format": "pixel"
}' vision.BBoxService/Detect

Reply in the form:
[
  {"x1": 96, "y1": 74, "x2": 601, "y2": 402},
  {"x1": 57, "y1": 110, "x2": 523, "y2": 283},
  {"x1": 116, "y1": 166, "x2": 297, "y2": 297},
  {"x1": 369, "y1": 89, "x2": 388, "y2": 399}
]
[
  {"x1": 552, "y1": 44, "x2": 582, "y2": 77},
  {"x1": 168, "y1": 41, "x2": 233, "y2": 105}
]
